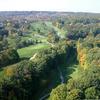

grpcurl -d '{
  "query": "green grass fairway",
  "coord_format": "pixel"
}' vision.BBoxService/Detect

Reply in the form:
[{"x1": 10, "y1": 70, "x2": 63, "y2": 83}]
[
  {"x1": 30, "y1": 21, "x2": 53, "y2": 35},
  {"x1": 17, "y1": 43, "x2": 50, "y2": 58}
]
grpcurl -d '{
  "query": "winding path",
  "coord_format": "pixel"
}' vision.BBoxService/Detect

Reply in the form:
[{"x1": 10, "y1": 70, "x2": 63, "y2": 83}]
[{"x1": 39, "y1": 66, "x2": 65, "y2": 100}]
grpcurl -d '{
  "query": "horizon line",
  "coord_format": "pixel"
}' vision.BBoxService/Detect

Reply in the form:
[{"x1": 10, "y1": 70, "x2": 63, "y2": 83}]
[{"x1": 0, "y1": 10, "x2": 100, "y2": 14}]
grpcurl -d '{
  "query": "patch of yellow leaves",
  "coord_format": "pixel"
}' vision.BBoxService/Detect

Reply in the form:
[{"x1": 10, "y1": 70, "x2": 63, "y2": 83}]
[
  {"x1": 78, "y1": 49, "x2": 88, "y2": 70},
  {"x1": 92, "y1": 60, "x2": 100, "y2": 67},
  {"x1": 5, "y1": 67, "x2": 14, "y2": 77},
  {"x1": 77, "y1": 42, "x2": 88, "y2": 70}
]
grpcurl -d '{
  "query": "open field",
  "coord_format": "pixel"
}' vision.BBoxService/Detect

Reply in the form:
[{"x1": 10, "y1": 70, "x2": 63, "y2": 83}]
[{"x1": 17, "y1": 43, "x2": 50, "y2": 58}]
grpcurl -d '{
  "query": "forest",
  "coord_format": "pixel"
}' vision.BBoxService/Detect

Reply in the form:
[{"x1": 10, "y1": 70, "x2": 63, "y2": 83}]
[{"x1": 0, "y1": 11, "x2": 100, "y2": 100}]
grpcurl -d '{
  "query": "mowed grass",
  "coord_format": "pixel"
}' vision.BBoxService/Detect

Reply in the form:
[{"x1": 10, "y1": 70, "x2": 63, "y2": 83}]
[{"x1": 17, "y1": 43, "x2": 50, "y2": 58}]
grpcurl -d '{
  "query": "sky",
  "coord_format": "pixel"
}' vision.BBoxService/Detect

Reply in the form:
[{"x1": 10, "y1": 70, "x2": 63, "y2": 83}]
[{"x1": 0, "y1": 0, "x2": 100, "y2": 13}]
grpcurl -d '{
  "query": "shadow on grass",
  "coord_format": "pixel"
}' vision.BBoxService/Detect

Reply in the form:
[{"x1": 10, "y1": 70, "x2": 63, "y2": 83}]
[{"x1": 60, "y1": 47, "x2": 79, "y2": 82}]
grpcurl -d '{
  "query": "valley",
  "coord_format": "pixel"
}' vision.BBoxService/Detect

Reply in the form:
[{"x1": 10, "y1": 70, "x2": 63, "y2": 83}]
[{"x1": 0, "y1": 11, "x2": 100, "y2": 100}]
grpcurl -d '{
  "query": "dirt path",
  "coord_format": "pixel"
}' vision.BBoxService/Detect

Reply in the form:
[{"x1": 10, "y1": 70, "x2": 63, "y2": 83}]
[{"x1": 57, "y1": 66, "x2": 65, "y2": 83}]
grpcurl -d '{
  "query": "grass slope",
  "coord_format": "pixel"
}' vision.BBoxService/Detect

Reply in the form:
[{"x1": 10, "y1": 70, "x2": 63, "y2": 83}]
[{"x1": 17, "y1": 43, "x2": 50, "y2": 58}]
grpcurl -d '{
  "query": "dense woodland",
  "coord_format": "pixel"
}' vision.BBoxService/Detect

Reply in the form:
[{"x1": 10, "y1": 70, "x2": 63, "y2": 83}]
[{"x1": 0, "y1": 11, "x2": 100, "y2": 100}]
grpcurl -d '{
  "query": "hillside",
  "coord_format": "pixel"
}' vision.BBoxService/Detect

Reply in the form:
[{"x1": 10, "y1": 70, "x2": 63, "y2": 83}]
[{"x1": 0, "y1": 11, "x2": 100, "y2": 100}]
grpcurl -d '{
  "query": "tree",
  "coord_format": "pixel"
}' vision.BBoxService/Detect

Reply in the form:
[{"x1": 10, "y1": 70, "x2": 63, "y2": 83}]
[
  {"x1": 66, "y1": 89, "x2": 83, "y2": 100},
  {"x1": 49, "y1": 84, "x2": 67, "y2": 100},
  {"x1": 85, "y1": 87, "x2": 100, "y2": 99},
  {"x1": 0, "y1": 48, "x2": 20, "y2": 67}
]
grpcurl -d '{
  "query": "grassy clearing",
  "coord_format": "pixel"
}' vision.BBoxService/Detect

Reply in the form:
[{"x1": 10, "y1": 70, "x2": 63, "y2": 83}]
[
  {"x1": 45, "y1": 21, "x2": 67, "y2": 38},
  {"x1": 53, "y1": 26, "x2": 67, "y2": 37},
  {"x1": 70, "y1": 66, "x2": 79, "y2": 79},
  {"x1": 17, "y1": 43, "x2": 50, "y2": 58},
  {"x1": 59, "y1": 63, "x2": 78, "y2": 82},
  {"x1": 30, "y1": 21, "x2": 53, "y2": 35}
]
